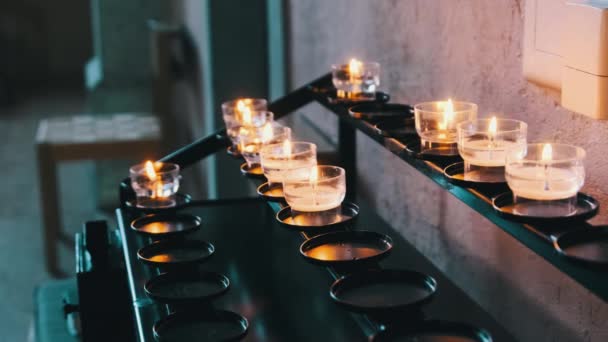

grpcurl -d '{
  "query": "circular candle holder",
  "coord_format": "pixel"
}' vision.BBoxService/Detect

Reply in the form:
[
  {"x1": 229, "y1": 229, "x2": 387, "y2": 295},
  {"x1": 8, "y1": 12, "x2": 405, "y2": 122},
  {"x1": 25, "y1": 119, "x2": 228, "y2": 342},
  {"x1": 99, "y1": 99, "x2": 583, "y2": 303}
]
[
  {"x1": 401, "y1": 136, "x2": 463, "y2": 163},
  {"x1": 326, "y1": 90, "x2": 390, "y2": 105},
  {"x1": 331, "y1": 61, "x2": 380, "y2": 100},
  {"x1": 299, "y1": 230, "x2": 393, "y2": 266},
  {"x1": 153, "y1": 310, "x2": 248, "y2": 342},
  {"x1": 276, "y1": 202, "x2": 360, "y2": 230},
  {"x1": 259, "y1": 141, "x2": 318, "y2": 200},
  {"x1": 137, "y1": 239, "x2": 215, "y2": 267},
  {"x1": 125, "y1": 193, "x2": 192, "y2": 213},
  {"x1": 144, "y1": 270, "x2": 229, "y2": 304},
  {"x1": 348, "y1": 103, "x2": 413, "y2": 122},
  {"x1": 374, "y1": 116, "x2": 417, "y2": 139},
  {"x1": 226, "y1": 145, "x2": 242, "y2": 158},
  {"x1": 239, "y1": 124, "x2": 291, "y2": 168},
  {"x1": 456, "y1": 118, "x2": 527, "y2": 184},
  {"x1": 130, "y1": 213, "x2": 202, "y2": 237},
  {"x1": 554, "y1": 226, "x2": 608, "y2": 267},
  {"x1": 505, "y1": 143, "x2": 586, "y2": 218},
  {"x1": 282, "y1": 165, "x2": 346, "y2": 213},
  {"x1": 329, "y1": 269, "x2": 437, "y2": 316},
  {"x1": 370, "y1": 320, "x2": 493, "y2": 342},
  {"x1": 443, "y1": 162, "x2": 509, "y2": 189},
  {"x1": 492, "y1": 192, "x2": 598, "y2": 224},
  {"x1": 414, "y1": 101, "x2": 477, "y2": 156},
  {"x1": 129, "y1": 162, "x2": 181, "y2": 209}
]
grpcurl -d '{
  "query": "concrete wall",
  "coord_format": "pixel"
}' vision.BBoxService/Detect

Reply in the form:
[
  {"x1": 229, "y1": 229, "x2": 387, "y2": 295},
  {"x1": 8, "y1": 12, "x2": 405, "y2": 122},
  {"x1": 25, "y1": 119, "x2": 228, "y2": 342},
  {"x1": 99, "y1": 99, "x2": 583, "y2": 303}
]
[{"x1": 289, "y1": 1, "x2": 607, "y2": 341}]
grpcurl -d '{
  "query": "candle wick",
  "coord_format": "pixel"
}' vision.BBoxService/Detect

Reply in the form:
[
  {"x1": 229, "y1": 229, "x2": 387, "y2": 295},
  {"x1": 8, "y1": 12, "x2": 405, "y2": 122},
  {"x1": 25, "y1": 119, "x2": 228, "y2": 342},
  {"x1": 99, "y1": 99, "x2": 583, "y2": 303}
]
[{"x1": 544, "y1": 164, "x2": 550, "y2": 192}]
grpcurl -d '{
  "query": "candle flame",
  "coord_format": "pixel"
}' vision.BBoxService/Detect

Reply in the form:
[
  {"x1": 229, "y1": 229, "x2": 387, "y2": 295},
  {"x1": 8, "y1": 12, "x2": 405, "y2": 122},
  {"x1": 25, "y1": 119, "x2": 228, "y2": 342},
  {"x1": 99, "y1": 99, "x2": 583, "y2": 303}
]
[
  {"x1": 541, "y1": 143, "x2": 553, "y2": 161},
  {"x1": 155, "y1": 182, "x2": 164, "y2": 198},
  {"x1": 241, "y1": 106, "x2": 252, "y2": 124},
  {"x1": 262, "y1": 123, "x2": 273, "y2": 143},
  {"x1": 439, "y1": 99, "x2": 454, "y2": 130},
  {"x1": 236, "y1": 100, "x2": 246, "y2": 112},
  {"x1": 309, "y1": 166, "x2": 318, "y2": 183},
  {"x1": 349, "y1": 58, "x2": 362, "y2": 77},
  {"x1": 283, "y1": 139, "x2": 292, "y2": 156},
  {"x1": 144, "y1": 160, "x2": 157, "y2": 181},
  {"x1": 488, "y1": 116, "x2": 497, "y2": 136}
]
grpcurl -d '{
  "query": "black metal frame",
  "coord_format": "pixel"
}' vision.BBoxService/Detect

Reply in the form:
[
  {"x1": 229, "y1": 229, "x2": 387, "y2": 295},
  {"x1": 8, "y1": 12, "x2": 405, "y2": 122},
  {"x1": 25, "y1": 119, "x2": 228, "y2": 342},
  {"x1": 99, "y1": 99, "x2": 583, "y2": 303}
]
[{"x1": 120, "y1": 72, "x2": 608, "y2": 304}]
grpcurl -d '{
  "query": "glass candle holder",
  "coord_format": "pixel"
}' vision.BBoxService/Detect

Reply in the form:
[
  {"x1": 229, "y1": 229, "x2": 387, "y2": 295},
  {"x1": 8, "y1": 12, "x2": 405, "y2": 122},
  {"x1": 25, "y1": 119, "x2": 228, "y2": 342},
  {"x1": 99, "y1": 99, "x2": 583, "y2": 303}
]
[
  {"x1": 505, "y1": 143, "x2": 585, "y2": 216},
  {"x1": 283, "y1": 165, "x2": 346, "y2": 212},
  {"x1": 226, "y1": 111, "x2": 274, "y2": 146},
  {"x1": 260, "y1": 141, "x2": 318, "y2": 185},
  {"x1": 331, "y1": 59, "x2": 380, "y2": 100},
  {"x1": 415, "y1": 100, "x2": 477, "y2": 154},
  {"x1": 129, "y1": 161, "x2": 180, "y2": 208},
  {"x1": 239, "y1": 124, "x2": 292, "y2": 167},
  {"x1": 221, "y1": 99, "x2": 269, "y2": 145}
]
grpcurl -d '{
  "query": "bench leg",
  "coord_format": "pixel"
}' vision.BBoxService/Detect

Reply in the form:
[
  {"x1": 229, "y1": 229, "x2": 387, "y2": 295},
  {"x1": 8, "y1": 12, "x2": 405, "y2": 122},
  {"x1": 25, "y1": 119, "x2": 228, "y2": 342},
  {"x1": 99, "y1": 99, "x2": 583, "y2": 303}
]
[{"x1": 37, "y1": 144, "x2": 62, "y2": 276}]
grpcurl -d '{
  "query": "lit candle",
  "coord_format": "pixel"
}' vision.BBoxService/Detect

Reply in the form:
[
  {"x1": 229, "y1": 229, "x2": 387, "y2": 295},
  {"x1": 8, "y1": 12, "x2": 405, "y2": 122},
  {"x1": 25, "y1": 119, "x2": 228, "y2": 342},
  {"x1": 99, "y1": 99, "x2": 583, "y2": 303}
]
[
  {"x1": 129, "y1": 161, "x2": 181, "y2": 208},
  {"x1": 283, "y1": 165, "x2": 346, "y2": 212},
  {"x1": 505, "y1": 143, "x2": 585, "y2": 201},
  {"x1": 415, "y1": 100, "x2": 477, "y2": 150},
  {"x1": 331, "y1": 59, "x2": 380, "y2": 99},
  {"x1": 260, "y1": 141, "x2": 318, "y2": 184},
  {"x1": 239, "y1": 124, "x2": 292, "y2": 167},
  {"x1": 221, "y1": 98, "x2": 270, "y2": 145},
  {"x1": 457, "y1": 117, "x2": 527, "y2": 167},
  {"x1": 437, "y1": 99, "x2": 455, "y2": 140}
]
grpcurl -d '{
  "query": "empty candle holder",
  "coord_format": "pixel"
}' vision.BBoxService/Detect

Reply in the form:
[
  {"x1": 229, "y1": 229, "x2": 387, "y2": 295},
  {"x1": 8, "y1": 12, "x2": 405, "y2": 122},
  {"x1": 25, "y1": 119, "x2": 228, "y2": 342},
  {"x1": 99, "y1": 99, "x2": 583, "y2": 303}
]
[
  {"x1": 129, "y1": 161, "x2": 181, "y2": 209},
  {"x1": 455, "y1": 117, "x2": 527, "y2": 183},
  {"x1": 331, "y1": 59, "x2": 380, "y2": 100},
  {"x1": 282, "y1": 165, "x2": 346, "y2": 225},
  {"x1": 239, "y1": 124, "x2": 291, "y2": 171},
  {"x1": 505, "y1": 143, "x2": 586, "y2": 217},
  {"x1": 414, "y1": 100, "x2": 477, "y2": 156}
]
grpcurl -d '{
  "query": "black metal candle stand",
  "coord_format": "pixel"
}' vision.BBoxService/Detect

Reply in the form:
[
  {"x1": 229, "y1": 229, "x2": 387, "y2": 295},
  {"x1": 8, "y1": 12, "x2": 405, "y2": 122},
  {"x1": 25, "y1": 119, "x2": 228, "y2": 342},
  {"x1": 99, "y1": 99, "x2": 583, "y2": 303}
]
[{"x1": 115, "y1": 71, "x2": 608, "y2": 339}]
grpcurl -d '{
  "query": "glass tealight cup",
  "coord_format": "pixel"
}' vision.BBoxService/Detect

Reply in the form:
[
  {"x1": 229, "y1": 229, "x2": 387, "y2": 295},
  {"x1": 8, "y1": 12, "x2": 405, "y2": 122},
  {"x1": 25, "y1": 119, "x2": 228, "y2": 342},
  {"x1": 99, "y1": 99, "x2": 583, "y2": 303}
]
[
  {"x1": 457, "y1": 118, "x2": 527, "y2": 182},
  {"x1": 282, "y1": 165, "x2": 346, "y2": 213},
  {"x1": 129, "y1": 161, "x2": 180, "y2": 208},
  {"x1": 221, "y1": 99, "x2": 269, "y2": 146},
  {"x1": 226, "y1": 110, "x2": 274, "y2": 146},
  {"x1": 414, "y1": 100, "x2": 477, "y2": 154},
  {"x1": 239, "y1": 125, "x2": 292, "y2": 167},
  {"x1": 260, "y1": 141, "x2": 318, "y2": 186},
  {"x1": 505, "y1": 143, "x2": 585, "y2": 217},
  {"x1": 331, "y1": 60, "x2": 380, "y2": 100}
]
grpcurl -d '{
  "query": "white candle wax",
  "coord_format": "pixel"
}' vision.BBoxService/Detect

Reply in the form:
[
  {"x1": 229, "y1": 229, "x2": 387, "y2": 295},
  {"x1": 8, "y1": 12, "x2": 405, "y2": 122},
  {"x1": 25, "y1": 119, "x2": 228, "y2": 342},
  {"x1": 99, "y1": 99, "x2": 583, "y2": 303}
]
[
  {"x1": 459, "y1": 140, "x2": 519, "y2": 167},
  {"x1": 261, "y1": 159, "x2": 316, "y2": 183},
  {"x1": 283, "y1": 184, "x2": 345, "y2": 212},
  {"x1": 505, "y1": 165, "x2": 583, "y2": 200}
]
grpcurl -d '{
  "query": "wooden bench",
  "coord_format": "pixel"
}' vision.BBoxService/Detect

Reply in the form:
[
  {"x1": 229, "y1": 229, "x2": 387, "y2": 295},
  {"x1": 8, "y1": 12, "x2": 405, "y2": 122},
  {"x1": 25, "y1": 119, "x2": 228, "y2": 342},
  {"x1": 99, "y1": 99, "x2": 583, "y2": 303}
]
[{"x1": 36, "y1": 113, "x2": 161, "y2": 275}]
